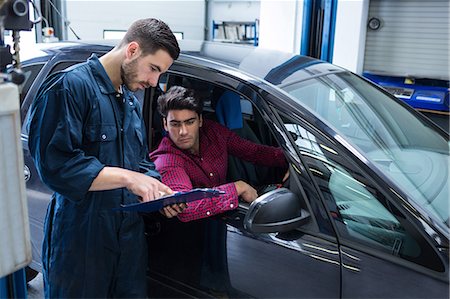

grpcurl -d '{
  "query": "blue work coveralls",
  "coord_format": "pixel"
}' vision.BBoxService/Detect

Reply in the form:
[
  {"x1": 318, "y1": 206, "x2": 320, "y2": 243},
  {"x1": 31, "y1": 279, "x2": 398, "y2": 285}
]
[{"x1": 27, "y1": 55, "x2": 158, "y2": 298}]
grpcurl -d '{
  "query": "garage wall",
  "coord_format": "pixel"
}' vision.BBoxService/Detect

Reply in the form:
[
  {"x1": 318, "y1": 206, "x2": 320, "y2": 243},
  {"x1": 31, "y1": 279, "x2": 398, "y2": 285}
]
[
  {"x1": 332, "y1": 0, "x2": 369, "y2": 74},
  {"x1": 64, "y1": 1, "x2": 205, "y2": 41},
  {"x1": 364, "y1": 0, "x2": 450, "y2": 80},
  {"x1": 258, "y1": 0, "x2": 303, "y2": 53}
]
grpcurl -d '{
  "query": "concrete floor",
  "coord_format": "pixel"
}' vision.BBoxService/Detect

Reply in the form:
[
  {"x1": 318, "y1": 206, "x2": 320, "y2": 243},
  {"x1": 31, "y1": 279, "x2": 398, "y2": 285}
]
[{"x1": 27, "y1": 273, "x2": 44, "y2": 298}]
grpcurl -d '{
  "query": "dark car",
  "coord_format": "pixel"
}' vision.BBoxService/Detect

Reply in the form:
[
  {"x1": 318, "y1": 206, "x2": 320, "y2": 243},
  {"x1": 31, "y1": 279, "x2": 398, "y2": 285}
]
[{"x1": 19, "y1": 41, "x2": 449, "y2": 298}]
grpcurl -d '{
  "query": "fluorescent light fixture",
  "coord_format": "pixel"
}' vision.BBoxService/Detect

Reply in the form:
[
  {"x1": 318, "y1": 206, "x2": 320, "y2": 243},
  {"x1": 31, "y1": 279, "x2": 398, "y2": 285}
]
[
  {"x1": 173, "y1": 32, "x2": 183, "y2": 40},
  {"x1": 103, "y1": 30, "x2": 126, "y2": 40}
]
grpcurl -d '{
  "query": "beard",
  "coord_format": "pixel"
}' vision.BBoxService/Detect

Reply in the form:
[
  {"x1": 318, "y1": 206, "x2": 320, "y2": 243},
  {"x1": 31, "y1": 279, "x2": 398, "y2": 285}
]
[{"x1": 120, "y1": 58, "x2": 141, "y2": 92}]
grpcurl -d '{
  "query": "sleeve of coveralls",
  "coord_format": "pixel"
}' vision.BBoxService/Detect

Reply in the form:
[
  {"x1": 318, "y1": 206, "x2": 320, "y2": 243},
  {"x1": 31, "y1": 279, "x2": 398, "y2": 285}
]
[{"x1": 28, "y1": 83, "x2": 104, "y2": 202}]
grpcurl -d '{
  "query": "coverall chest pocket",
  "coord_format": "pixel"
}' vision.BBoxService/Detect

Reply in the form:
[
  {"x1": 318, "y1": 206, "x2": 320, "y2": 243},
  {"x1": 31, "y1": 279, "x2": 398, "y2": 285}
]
[{"x1": 85, "y1": 124, "x2": 118, "y2": 163}]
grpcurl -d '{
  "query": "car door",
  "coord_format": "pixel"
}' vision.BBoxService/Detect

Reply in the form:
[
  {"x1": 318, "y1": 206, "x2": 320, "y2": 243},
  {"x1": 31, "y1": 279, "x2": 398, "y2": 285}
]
[
  {"x1": 144, "y1": 64, "x2": 341, "y2": 298},
  {"x1": 269, "y1": 96, "x2": 449, "y2": 298},
  {"x1": 216, "y1": 88, "x2": 341, "y2": 298}
]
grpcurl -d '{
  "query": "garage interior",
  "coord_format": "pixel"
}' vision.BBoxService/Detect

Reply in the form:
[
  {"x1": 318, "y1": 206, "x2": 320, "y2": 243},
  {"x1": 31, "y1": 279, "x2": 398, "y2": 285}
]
[
  {"x1": 1, "y1": 0, "x2": 448, "y2": 298},
  {"x1": 12, "y1": 0, "x2": 449, "y2": 132}
]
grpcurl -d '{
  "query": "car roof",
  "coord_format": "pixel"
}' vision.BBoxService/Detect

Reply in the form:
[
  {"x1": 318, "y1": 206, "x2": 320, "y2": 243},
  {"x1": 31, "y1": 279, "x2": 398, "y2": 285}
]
[
  {"x1": 192, "y1": 41, "x2": 345, "y2": 87},
  {"x1": 23, "y1": 40, "x2": 344, "y2": 87}
]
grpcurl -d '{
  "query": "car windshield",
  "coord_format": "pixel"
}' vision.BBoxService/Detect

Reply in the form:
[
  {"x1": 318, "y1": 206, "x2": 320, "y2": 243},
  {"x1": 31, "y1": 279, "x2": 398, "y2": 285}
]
[{"x1": 281, "y1": 72, "x2": 449, "y2": 231}]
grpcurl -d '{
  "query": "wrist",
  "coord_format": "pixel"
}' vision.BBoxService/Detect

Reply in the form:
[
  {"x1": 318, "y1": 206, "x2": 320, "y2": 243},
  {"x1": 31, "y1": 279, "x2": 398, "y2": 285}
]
[
  {"x1": 234, "y1": 180, "x2": 244, "y2": 196},
  {"x1": 117, "y1": 167, "x2": 133, "y2": 189}
]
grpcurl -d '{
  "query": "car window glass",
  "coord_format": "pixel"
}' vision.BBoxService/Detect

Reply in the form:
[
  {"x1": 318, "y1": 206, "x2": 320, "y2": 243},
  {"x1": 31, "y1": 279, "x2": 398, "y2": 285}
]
[
  {"x1": 159, "y1": 73, "x2": 169, "y2": 92},
  {"x1": 49, "y1": 61, "x2": 79, "y2": 74},
  {"x1": 279, "y1": 112, "x2": 444, "y2": 272},
  {"x1": 19, "y1": 63, "x2": 45, "y2": 105},
  {"x1": 283, "y1": 74, "x2": 403, "y2": 153},
  {"x1": 21, "y1": 61, "x2": 84, "y2": 136},
  {"x1": 281, "y1": 72, "x2": 449, "y2": 232},
  {"x1": 282, "y1": 72, "x2": 448, "y2": 153}
]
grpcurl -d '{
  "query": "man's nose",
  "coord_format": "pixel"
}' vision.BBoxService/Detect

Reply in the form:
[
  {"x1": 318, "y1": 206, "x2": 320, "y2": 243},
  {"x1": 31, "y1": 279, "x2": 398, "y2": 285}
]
[
  {"x1": 179, "y1": 124, "x2": 188, "y2": 135},
  {"x1": 148, "y1": 74, "x2": 159, "y2": 87}
]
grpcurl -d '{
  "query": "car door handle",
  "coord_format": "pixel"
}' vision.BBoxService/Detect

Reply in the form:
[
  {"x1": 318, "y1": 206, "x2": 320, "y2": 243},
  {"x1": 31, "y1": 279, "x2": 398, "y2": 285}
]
[{"x1": 24, "y1": 165, "x2": 31, "y2": 182}]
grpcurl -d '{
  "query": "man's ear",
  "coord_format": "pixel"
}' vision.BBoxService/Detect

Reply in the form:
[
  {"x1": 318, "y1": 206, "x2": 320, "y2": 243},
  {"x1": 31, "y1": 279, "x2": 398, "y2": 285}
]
[
  {"x1": 163, "y1": 118, "x2": 168, "y2": 131},
  {"x1": 199, "y1": 114, "x2": 203, "y2": 127},
  {"x1": 125, "y1": 42, "x2": 140, "y2": 59}
]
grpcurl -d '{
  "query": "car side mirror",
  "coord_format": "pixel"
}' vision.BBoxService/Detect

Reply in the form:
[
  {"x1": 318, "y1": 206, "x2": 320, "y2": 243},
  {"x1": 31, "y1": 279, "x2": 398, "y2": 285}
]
[{"x1": 244, "y1": 188, "x2": 310, "y2": 234}]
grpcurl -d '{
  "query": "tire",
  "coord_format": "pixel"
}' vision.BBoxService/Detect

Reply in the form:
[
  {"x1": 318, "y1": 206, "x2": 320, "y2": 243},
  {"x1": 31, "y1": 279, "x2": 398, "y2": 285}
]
[{"x1": 25, "y1": 266, "x2": 39, "y2": 283}]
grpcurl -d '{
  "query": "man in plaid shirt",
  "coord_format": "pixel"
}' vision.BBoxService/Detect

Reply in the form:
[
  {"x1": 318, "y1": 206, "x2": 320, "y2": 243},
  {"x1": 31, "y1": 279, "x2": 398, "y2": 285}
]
[{"x1": 150, "y1": 85, "x2": 288, "y2": 222}]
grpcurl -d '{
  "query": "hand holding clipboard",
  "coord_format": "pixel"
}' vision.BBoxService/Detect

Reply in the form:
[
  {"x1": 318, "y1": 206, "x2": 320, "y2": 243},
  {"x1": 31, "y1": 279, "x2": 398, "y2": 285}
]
[{"x1": 114, "y1": 188, "x2": 225, "y2": 213}]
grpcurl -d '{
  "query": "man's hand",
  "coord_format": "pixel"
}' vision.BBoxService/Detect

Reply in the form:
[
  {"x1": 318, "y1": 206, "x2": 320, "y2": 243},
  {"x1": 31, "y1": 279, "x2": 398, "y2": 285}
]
[
  {"x1": 234, "y1": 180, "x2": 258, "y2": 203},
  {"x1": 127, "y1": 172, "x2": 187, "y2": 217},
  {"x1": 89, "y1": 167, "x2": 185, "y2": 215},
  {"x1": 160, "y1": 203, "x2": 186, "y2": 218},
  {"x1": 125, "y1": 171, "x2": 174, "y2": 202},
  {"x1": 89, "y1": 167, "x2": 173, "y2": 202},
  {"x1": 282, "y1": 169, "x2": 290, "y2": 183}
]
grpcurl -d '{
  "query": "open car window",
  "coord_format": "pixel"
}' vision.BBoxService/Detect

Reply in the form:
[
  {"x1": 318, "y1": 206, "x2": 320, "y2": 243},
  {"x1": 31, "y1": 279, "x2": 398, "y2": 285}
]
[{"x1": 151, "y1": 73, "x2": 285, "y2": 189}]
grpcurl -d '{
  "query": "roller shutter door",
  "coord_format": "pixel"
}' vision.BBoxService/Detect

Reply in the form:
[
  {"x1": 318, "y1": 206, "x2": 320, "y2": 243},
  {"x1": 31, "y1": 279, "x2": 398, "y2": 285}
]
[{"x1": 364, "y1": 0, "x2": 449, "y2": 80}]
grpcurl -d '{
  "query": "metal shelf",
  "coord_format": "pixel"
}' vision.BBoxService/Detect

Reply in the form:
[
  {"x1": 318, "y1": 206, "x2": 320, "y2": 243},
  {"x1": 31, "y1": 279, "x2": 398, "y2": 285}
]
[{"x1": 212, "y1": 20, "x2": 258, "y2": 46}]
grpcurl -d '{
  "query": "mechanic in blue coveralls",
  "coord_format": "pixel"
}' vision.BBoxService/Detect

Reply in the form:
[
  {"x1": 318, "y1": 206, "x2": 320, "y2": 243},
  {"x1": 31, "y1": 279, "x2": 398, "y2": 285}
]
[{"x1": 27, "y1": 18, "x2": 183, "y2": 298}]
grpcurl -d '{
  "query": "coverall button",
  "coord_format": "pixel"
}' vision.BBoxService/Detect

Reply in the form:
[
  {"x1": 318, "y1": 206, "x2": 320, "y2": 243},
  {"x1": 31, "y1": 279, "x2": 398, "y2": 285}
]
[
  {"x1": 101, "y1": 134, "x2": 107, "y2": 140},
  {"x1": 129, "y1": 102, "x2": 133, "y2": 106}
]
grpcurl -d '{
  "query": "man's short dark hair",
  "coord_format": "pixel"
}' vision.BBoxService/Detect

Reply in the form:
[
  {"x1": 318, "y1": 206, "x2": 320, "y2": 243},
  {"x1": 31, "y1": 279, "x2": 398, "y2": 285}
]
[
  {"x1": 157, "y1": 86, "x2": 203, "y2": 118},
  {"x1": 119, "y1": 18, "x2": 180, "y2": 60}
]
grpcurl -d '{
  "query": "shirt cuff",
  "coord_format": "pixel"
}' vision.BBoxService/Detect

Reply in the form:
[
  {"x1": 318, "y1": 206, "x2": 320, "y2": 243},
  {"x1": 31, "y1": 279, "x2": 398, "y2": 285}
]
[{"x1": 177, "y1": 183, "x2": 239, "y2": 222}]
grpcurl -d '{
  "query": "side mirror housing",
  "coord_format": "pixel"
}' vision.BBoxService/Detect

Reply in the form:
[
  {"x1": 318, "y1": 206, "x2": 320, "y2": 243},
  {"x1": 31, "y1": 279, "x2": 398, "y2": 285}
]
[{"x1": 244, "y1": 188, "x2": 310, "y2": 234}]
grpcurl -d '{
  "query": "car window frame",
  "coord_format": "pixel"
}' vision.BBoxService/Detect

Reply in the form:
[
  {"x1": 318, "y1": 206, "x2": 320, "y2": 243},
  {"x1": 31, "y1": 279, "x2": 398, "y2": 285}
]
[
  {"x1": 19, "y1": 62, "x2": 46, "y2": 105},
  {"x1": 146, "y1": 64, "x2": 337, "y2": 240}
]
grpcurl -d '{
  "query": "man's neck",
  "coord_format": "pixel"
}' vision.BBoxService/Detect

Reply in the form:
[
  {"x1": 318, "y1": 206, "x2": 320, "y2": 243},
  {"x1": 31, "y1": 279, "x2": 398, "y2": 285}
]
[
  {"x1": 189, "y1": 147, "x2": 199, "y2": 155},
  {"x1": 188, "y1": 138, "x2": 200, "y2": 155},
  {"x1": 99, "y1": 48, "x2": 123, "y2": 92}
]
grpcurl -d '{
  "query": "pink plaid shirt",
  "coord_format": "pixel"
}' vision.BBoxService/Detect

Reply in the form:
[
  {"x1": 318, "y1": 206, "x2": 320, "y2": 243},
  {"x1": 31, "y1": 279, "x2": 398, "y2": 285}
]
[{"x1": 150, "y1": 119, "x2": 287, "y2": 222}]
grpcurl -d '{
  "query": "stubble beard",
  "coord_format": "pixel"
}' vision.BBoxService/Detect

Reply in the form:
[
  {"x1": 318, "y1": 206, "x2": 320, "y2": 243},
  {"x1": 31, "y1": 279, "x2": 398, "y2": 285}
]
[{"x1": 120, "y1": 58, "x2": 139, "y2": 92}]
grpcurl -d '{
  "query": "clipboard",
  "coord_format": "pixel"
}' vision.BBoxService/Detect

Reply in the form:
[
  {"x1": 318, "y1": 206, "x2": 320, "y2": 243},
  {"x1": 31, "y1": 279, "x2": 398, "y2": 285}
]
[{"x1": 114, "y1": 188, "x2": 225, "y2": 213}]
